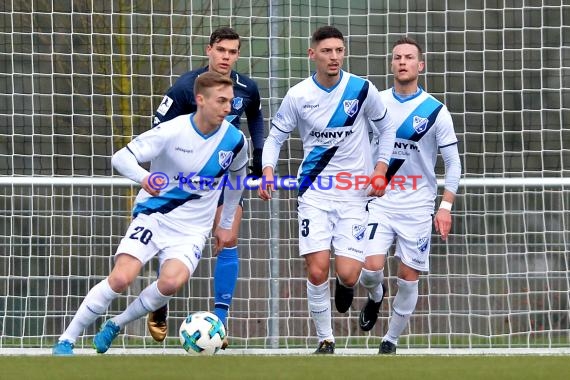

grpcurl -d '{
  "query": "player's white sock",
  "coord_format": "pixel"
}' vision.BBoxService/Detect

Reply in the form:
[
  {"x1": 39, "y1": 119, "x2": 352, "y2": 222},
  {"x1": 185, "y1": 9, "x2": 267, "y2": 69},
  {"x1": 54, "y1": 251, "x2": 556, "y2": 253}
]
[
  {"x1": 307, "y1": 280, "x2": 334, "y2": 342},
  {"x1": 384, "y1": 277, "x2": 419, "y2": 345},
  {"x1": 359, "y1": 268, "x2": 385, "y2": 303},
  {"x1": 112, "y1": 281, "x2": 171, "y2": 327},
  {"x1": 59, "y1": 279, "x2": 119, "y2": 343}
]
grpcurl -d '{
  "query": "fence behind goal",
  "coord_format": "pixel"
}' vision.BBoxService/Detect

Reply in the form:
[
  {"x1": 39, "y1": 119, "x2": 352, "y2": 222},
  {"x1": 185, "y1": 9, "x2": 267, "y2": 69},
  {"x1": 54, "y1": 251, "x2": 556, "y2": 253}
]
[{"x1": 1, "y1": 1, "x2": 569, "y2": 352}]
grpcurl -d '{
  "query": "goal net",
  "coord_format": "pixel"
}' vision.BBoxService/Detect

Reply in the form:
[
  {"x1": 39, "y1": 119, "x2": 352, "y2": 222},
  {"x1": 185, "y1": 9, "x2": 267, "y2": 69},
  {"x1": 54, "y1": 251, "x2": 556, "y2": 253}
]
[{"x1": 1, "y1": 0, "x2": 569, "y2": 353}]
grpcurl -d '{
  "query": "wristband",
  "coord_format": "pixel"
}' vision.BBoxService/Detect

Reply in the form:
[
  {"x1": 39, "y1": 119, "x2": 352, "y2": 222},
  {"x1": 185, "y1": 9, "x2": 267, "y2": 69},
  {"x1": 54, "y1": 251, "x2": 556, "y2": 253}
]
[{"x1": 439, "y1": 200, "x2": 453, "y2": 211}]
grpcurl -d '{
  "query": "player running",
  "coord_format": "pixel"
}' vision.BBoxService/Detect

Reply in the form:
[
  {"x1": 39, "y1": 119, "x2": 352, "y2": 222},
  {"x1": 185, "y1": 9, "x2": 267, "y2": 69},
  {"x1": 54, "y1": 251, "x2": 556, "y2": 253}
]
[
  {"x1": 52, "y1": 72, "x2": 248, "y2": 355},
  {"x1": 147, "y1": 27, "x2": 264, "y2": 347}
]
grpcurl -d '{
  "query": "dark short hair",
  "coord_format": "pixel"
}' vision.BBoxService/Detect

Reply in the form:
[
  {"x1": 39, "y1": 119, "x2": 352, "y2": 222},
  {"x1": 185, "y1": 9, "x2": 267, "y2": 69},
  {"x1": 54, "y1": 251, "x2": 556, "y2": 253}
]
[
  {"x1": 392, "y1": 37, "x2": 424, "y2": 59},
  {"x1": 194, "y1": 71, "x2": 233, "y2": 97},
  {"x1": 209, "y1": 27, "x2": 241, "y2": 49},
  {"x1": 311, "y1": 25, "x2": 344, "y2": 46}
]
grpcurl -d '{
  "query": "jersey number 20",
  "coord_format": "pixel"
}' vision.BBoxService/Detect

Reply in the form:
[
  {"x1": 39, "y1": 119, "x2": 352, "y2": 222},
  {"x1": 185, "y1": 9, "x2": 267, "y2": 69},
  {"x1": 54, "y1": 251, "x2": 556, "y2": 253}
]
[{"x1": 129, "y1": 226, "x2": 153, "y2": 245}]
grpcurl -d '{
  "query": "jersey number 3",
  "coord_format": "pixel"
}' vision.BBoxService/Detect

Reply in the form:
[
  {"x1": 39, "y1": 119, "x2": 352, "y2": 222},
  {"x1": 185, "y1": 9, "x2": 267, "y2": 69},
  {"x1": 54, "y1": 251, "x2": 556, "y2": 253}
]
[{"x1": 301, "y1": 219, "x2": 310, "y2": 237}]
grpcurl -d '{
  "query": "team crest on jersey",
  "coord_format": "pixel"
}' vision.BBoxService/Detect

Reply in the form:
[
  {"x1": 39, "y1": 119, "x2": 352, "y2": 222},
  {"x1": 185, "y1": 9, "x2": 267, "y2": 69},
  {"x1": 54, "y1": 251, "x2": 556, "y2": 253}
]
[
  {"x1": 352, "y1": 224, "x2": 366, "y2": 241},
  {"x1": 157, "y1": 95, "x2": 173, "y2": 116},
  {"x1": 417, "y1": 237, "x2": 429, "y2": 253},
  {"x1": 193, "y1": 245, "x2": 202, "y2": 260},
  {"x1": 343, "y1": 99, "x2": 359, "y2": 117},
  {"x1": 232, "y1": 97, "x2": 243, "y2": 110},
  {"x1": 218, "y1": 150, "x2": 234, "y2": 170},
  {"x1": 412, "y1": 116, "x2": 429, "y2": 134}
]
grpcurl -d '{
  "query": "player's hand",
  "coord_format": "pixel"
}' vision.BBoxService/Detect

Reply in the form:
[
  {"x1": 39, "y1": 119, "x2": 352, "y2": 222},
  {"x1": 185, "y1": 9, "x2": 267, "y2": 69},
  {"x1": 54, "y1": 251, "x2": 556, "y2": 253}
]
[
  {"x1": 258, "y1": 167, "x2": 274, "y2": 201},
  {"x1": 367, "y1": 163, "x2": 388, "y2": 197},
  {"x1": 434, "y1": 209, "x2": 452, "y2": 241},
  {"x1": 141, "y1": 174, "x2": 161, "y2": 196},
  {"x1": 213, "y1": 226, "x2": 232, "y2": 255}
]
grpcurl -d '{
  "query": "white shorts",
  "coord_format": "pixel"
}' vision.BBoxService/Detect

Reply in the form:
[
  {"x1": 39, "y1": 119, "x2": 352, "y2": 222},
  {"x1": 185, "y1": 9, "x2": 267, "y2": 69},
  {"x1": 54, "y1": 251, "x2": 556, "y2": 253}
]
[
  {"x1": 297, "y1": 198, "x2": 369, "y2": 262},
  {"x1": 365, "y1": 202, "x2": 433, "y2": 272},
  {"x1": 115, "y1": 214, "x2": 207, "y2": 274}
]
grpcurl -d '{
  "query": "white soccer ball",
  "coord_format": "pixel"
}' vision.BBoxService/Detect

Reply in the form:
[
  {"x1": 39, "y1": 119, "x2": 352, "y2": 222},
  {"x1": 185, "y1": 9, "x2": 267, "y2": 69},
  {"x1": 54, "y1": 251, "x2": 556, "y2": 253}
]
[{"x1": 179, "y1": 311, "x2": 226, "y2": 355}]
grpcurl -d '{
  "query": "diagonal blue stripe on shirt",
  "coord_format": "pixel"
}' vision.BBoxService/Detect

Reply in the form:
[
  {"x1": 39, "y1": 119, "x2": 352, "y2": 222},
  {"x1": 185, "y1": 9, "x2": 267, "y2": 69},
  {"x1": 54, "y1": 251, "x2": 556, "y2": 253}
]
[
  {"x1": 395, "y1": 96, "x2": 443, "y2": 142},
  {"x1": 327, "y1": 76, "x2": 369, "y2": 128},
  {"x1": 133, "y1": 187, "x2": 202, "y2": 217},
  {"x1": 300, "y1": 146, "x2": 328, "y2": 177},
  {"x1": 298, "y1": 146, "x2": 339, "y2": 197},
  {"x1": 197, "y1": 127, "x2": 245, "y2": 178},
  {"x1": 385, "y1": 96, "x2": 443, "y2": 183},
  {"x1": 385, "y1": 157, "x2": 405, "y2": 185}
]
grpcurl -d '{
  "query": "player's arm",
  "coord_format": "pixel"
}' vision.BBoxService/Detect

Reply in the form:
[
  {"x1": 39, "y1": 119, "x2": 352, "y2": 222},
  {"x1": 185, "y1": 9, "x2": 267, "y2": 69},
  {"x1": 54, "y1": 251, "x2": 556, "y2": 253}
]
[
  {"x1": 434, "y1": 142, "x2": 461, "y2": 241},
  {"x1": 111, "y1": 127, "x2": 168, "y2": 196},
  {"x1": 365, "y1": 83, "x2": 397, "y2": 196},
  {"x1": 433, "y1": 106, "x2": 461, "y2": 240},
  {"x1": 245, "y1": 83, "x2": 265, "y2": 178},
  {"x1": 368, "y1": 111, "x2": 397, "y2": 197},
  {"x1": 258, "y1": 125, "x2": 289, "y2": 200},
  {"x1": 258, "y1": 94, "x2": 297, "y2": 200},
  {"x1": 215, "y1": 137, "x2": 249, "y2": 252}
]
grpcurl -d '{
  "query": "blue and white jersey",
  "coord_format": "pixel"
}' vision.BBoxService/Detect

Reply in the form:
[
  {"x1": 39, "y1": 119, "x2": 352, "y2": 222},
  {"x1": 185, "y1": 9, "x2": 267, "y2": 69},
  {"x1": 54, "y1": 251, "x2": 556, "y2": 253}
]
[
  {"x1": 127, "y1": 114, "x2": 248, "y2": 233},
  {"x1": 270, "y1": 70, "x2": 389, "y2": 203},
  {"x1": 372, "y1": 87, "x2": 458, "y2": 212},
  {"x1": 153, "y1": 67, "x2": 264, "y2": 151}
]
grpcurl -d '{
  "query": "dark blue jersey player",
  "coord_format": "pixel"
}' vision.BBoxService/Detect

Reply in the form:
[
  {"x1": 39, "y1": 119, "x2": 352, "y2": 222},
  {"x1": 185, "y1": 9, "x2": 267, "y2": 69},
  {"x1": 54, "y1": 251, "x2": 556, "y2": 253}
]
[
  {"x1": 148, "y1": 27, "x2": 265, "y2": 349},
  {"x1": 153, "y1": 67, "x2": 264, "y2": 167}
]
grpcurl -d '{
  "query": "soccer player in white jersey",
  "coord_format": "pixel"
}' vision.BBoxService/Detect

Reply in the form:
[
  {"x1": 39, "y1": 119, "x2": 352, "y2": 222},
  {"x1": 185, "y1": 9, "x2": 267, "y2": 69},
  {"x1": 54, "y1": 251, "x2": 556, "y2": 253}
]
[
  {"x1": 357, "y1": 37, "x2": 462, "y2": 354},
  {"x1": 52, "y1": 72, "x2": 248, "y2": 355},
  {"x1": 259, "y1": 26, "x2": 396, "y2": 354},
  {"x1": 148, "y1": 28, "x2": 265, "y2": 346}
]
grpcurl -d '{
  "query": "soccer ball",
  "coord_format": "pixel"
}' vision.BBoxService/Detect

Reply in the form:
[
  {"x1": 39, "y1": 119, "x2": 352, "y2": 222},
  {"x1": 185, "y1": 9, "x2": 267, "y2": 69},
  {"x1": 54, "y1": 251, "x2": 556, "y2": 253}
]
[{"x1": 179, "y1": 311, "x2": 226, "y2": 355}]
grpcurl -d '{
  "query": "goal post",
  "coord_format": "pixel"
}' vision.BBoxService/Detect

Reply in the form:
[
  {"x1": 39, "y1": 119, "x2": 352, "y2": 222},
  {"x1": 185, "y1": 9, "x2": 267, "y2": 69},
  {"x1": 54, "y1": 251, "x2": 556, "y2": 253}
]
[
  {"x1": 2, "y1": 175, "x2": 569, "y2": 353},
  {"x1": 1, "y1": 0, "x2": 569, "y2": 354}
]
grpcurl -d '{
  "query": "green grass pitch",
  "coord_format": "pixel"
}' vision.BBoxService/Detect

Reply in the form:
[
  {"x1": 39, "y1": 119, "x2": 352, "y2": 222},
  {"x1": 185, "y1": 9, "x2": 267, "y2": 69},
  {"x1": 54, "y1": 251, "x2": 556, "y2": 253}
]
[{"x1": 2, "y1": 355, "x2": 569, "y2": 380}]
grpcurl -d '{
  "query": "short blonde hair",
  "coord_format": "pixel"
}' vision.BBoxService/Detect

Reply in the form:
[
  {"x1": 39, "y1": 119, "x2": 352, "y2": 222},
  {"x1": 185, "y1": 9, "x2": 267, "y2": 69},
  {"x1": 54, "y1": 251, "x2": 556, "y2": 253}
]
[{"x1": 193, "y1": 71, "x2": 233, "y2": 97}]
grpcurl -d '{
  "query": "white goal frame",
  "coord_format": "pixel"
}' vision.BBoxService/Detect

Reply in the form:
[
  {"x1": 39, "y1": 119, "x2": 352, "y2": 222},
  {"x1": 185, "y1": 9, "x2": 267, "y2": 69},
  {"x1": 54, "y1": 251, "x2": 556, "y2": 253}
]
[
  {"x1": 1, "y1": 176, "x2": 569, "y2": 355},
  {"x1": 1, "y1": 0, "x2": 569, "y2": 356}
]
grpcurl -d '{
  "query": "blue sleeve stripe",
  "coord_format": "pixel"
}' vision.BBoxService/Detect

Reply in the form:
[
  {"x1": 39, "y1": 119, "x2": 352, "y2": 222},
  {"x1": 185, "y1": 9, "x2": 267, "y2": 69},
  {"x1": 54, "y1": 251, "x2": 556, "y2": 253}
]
[
  {"x1": 439, "y1": 141, "x2": 458, "y2": 149},
  {"x1": 271, "y1": 122, "x2": 290, "y2": 134},
  {"x1": 370, "y1": 109, "x2": 388, "y2": 122},
  {"x1": 126, "y1": 146, "x2": 140, "y2": 162}
]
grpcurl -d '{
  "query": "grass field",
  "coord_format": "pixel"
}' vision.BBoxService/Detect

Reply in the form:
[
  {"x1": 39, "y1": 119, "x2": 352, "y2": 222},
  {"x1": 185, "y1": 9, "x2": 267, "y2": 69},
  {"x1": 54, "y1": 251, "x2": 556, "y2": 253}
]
[{"x1": 2, "y1": 355, "x2": 569, "y2": 380}]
